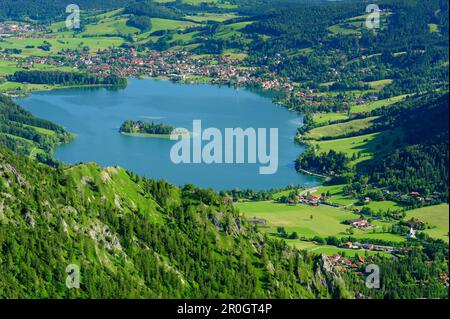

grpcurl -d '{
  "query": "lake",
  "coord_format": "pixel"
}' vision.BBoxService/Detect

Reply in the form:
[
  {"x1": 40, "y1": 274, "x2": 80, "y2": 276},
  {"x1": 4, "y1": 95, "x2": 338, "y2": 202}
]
[{"x1": 17, "y1": 78, "x2": 320, "y2": 190}]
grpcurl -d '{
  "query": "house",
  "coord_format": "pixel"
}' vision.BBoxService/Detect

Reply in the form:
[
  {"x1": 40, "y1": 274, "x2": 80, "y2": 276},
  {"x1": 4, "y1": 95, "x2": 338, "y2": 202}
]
[
  {"x1": 345, "y1": 218, "x2": 372, "y2": 229},
  {"x1": 307, "y1": 194, "x2": 322, "y2": 201},
  {"x1": 407, "y1": 220, "x2": 425, "y2": 228},
  {"x1": 247, "y1": 218, "x2": 267, "y2": 226},
  {"x1": 407, "y1": 227, "x2": 417, "y2": 239}
]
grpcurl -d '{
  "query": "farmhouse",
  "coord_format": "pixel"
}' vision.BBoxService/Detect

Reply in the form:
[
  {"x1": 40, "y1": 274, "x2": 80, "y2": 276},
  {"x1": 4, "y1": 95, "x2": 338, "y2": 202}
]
[
  {"x1": 247, "y1": 218, "x2": 267, "y2": 226},
  {"x1": 407, "y1": 220, "x2": 425, "y2": 228},
  {"x1": 344, "y1": 218, "x2": 373, "y2": 229},
  {"x1": 342, "y1": 241, "x2": 359, "y2": 249}
]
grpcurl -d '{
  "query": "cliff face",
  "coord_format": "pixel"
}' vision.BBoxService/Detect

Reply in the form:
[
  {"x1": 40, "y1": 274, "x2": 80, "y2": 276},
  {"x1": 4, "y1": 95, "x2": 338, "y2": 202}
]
[{"x1": 0, "y1": 147, "x2": 349, "y2": 299}]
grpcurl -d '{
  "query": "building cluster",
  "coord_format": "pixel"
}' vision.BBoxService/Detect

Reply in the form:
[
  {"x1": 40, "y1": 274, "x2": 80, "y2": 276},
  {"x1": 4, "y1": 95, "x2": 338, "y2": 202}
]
[
  {"x1": 0, "y1": 22, "x2": 48, "y2": 38},
  {"x1": 324, "y1": 254, "x2": 369, "y2": 273},
  {"x1": 288, "y1": 193, "x2": 324, "y2": 206},
  {"x1": 50, "y1": 47, "x2": 295, "y2": 92},
  {"x1": 342, "y1": 241, "x2": 396, "y2": 253},
  {"x1": 344, "y1": 218, "x2": 374, "y2": 230},
  {"x1": 383, "y1": 190, "x2": 442, "y2": 204}
]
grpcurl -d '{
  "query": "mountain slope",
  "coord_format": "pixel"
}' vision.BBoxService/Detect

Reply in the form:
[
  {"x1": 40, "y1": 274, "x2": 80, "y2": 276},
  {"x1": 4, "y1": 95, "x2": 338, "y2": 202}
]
[{"x1": 0, "y1": 146, "x2": 349, "y2": 298}]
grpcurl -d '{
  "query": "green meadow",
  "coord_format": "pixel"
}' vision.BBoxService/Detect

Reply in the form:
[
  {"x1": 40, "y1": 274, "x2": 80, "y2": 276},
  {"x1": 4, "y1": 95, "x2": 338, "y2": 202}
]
[
  {"x1": 354, "y1": 200, "x2": 405, "y2": 212},
  {"x1": 407, "y1": 204, "x2": 449, "y2": 242},
  {"x1": 315, "y1": 184, "x2": 356, "y2": 206},
  {"x1": 185, "y1": 13, "x2": 241, "y2": 23},
  {"x1": 81, "y1": 17, "x2": 140, "y2": 36},
  {"x1": 304, "y1": 116, "x2": 379, "y2": 140},
  {"x1": 287, "y1": 240, "x2": 389, "y2": 257},
  {"x1": 366, "y1": 79, "x2": 393, "y2": 91},
  {"x1": 0, "y1": 37, "x2": 124, "y2": 56},
  {"x1": 350, "y1": 94, "x2": 408, "y2": 114},
  {"x1": 313, "y1": 112, "x2": 350, "y2": 125},
  {"x1": 311, "y1": 129, "x2": 402, "y2": 166},
  {"x1": 236, "y1": 201, "x2": 401, "y2": 240}
]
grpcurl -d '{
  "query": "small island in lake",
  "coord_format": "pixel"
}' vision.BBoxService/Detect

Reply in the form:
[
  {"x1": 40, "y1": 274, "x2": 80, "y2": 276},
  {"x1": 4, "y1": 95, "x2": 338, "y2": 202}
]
[{"x1": 119, "y1": 120, "x2": 175, "y2": 138}]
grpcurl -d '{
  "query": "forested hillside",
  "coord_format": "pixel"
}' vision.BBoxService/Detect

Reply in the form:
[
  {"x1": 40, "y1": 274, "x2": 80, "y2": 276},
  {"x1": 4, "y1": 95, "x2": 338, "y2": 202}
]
[
  {"x1": 0, "y1": 145, "x2": 349, "y2": 298},
  {"x1": 364, "y1": 94, "x2": 449, "y2": 196},
  {"x1": 0, "y1": 95, "x2": 71, "y2": 165},
  {"x1": 0, "y1": 0, "x2": 448, "y2": 300},
  {"x1": 0, "y1": 0, "x2": 129, "y2": 21}
]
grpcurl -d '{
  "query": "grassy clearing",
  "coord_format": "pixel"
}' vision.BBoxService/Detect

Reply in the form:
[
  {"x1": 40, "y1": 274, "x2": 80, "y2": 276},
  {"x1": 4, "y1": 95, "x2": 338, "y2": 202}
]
[
  {"x1": 327, "y1": 24, "x2": 360, "y2": 36},
  {"x1": 22, "y1": 124, "x2": 57, "y2": 136},
  {"x1": 237, "y1": 201, "x2": 360, "y2": 238},
  {"x1": 350, "y1": 94, "x2": 408, "y2": 114},
  {"x1": 0, "y1": 60, "x2": 21, "y2": 75},
  {"x1": 366, "y1": 79, "x2": 393, "y2": 91},
  {"x1": 271, "y1": 189, "x2": 295, "y2": 200},
  {"x1": 407, "y1": 204, "x2": 449, "y2": 242},
  {"x1": 315, "y1": 184, "x2": 356, "y2": 206},
  {"x1": 0, "y1": 37, "x2": 124, "y2": 55},
  {"x1": 354, "y1": 200, "x2": 405, "y2": 212},
  {"x1": 283, "y1": 239, "x2": 388, "y2": 256},
  {"x1": 0, "y1": 81, "x2": 57, "y2": 92},
  {"x1": 237, "y1": 201, "x2": 404, "y2": 248},
  {"x1": 332, "y1": 12, "x2": 390, "y2": 35},
  {"x1": 222, "y1": 49, "x2": 248, "y2": 60},
  {"x1": 135, "y1": 18, "x2": 199, "y2": 41},
  {"x1": 311, "y1": 129, "x2": 402, "y2": 166},
  {"x1": 0, "y1": 59, "x2": 75, "y2": 77},
  {"x1": 81, "y1": 17, "x2": 139, "y2": 36},
  {"x1": 304, "y1": 116, "x2": 379, "y2": 140},
  {"x1": 213, "y1": 21, "x2": 253, "y2": 40},
  {"x1": 181, "y1": 0, "x2": 235, "y2": 7},
  {"x1": 151, "y1": 18, "x2": 198, "y2": 32},
  {"x1": 312, "y1": 112, "x2": 350, "y2": 125},
  {"x1": 185, "y1": 13, "x2": 240, "y2": 23}
]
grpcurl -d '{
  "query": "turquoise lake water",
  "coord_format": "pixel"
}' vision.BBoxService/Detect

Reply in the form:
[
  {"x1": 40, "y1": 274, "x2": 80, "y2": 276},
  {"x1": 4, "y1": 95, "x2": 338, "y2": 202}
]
[{"x1": 17, "y1": 78, "x2": 320, "y2": 190}]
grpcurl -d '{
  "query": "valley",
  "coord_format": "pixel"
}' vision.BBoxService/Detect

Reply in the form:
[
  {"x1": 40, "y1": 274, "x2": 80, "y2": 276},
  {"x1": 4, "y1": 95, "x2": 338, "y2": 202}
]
[{"x1": 0, "y1": 0, "x2": 448, "y2": 300}]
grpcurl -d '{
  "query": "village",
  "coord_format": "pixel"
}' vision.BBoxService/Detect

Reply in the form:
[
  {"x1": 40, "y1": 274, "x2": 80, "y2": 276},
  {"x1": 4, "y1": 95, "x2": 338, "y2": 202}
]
[{"x1": 0, "y1": 18, "x2": 297, "y2": 94}]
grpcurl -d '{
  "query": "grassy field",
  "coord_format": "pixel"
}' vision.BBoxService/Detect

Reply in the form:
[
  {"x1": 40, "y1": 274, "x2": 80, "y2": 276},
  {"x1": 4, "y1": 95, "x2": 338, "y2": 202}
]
[
  {"x1": 407, "y1": 204, "x2": 449, "y2": 242},
  {"x1": 304, "y1": 116, "x2": 379, "y2": 140},
  {"x1": 151, "y1": 18, "x2": 198, "y2": 32},
  {"x1": 213, "y1": 21, "x2": 253, "y2": 40},
  {"x1": 328, "y1": 12, "x2": 390, "y2": 36},
  {"x1": 181, "y1": 0, "x2": 237, "y2": 8},
  {"x1": 315, "y1": 184, "x2": 356, "y2": 206},
  {"x1": 236, "y1": 201, "x2": 404, "y2": 255},
  {"x1": 312, "y1": 112, "x2": 350, "y2": 125},
  {"x1": 350, "y1": 94, "x2": 408, "y2": 114},
  {"x1": 185, "y1": 13, "x2": 241, "y2": 22},
  {"x1": 0, "y1": 81, "x2": 58, "y2": 92},
  {"x1": 354, "y1": 200, "x2": 405, "y2": 212},
  {"x1": 81, "y1": 17, "x2": 139, "y2": 36},
  {"x1": 0, "y1": 60, "x2": 21, "y2": 75},
  {"x1": 286, "y1": 239, "x2": 389, "y2": 257},
  {"x1": 0, "y1": 37, "x2": 124, "y2": 56},
  {"x1": 311, "y1": 129, "x2": 401, "y2": 166},
  {"x1": 237, "y1": 201, "x2": 359, "y2": 238},
  {"x1": 0, "y1": 59, "x2": 75, "y2": 77},
  {"x1": 236, "y1": 201, "x2": 401, "y2": 241},
  {"x1": 135, "y1": 18, "x2": 199, "y2": 42},
  {"x1": 366, "y1": 79, "x2": 393, "y2": 91},
  {"x1": 327, "y1": 24, "x2": 361, "y2": 36}
]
